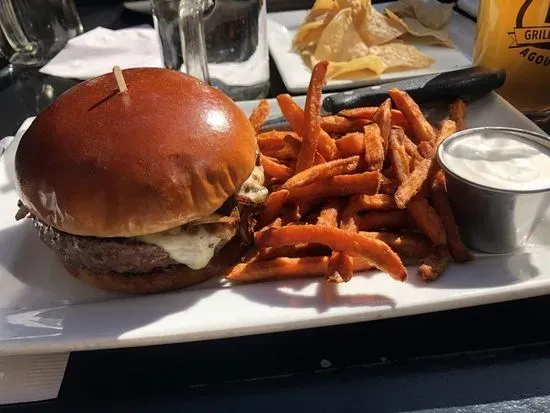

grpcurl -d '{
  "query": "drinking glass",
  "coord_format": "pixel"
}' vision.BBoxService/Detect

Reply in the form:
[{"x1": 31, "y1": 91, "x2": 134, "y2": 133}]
[
  {"x1": 472, "y1": 0, "x2": 550, "y2": 119},
  {"x1": 151, "y1": 0, "x2": 270, "y2": 101},
  {"x1": 0, "y1": 0, "x2": 83, "y2": 66}
]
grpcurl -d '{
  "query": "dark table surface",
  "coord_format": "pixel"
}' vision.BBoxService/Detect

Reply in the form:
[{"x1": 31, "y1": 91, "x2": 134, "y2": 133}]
[{"x1": 2, "y1": 1, "x2": 550, "y2": 412}]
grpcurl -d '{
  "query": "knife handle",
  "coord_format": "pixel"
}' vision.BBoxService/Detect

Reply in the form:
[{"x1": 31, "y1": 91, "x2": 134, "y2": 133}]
[{"x1": 322, "y1": 66, "x2": 506, "y2": 113}]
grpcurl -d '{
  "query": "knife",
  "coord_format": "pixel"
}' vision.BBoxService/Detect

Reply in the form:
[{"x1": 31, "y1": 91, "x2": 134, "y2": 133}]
[
  {"x1": 323, "y1": 66, "x2": 506, "y2": 113},
  {"x1": 260, "y1": 66, "x2": 506, "y2": 132}
]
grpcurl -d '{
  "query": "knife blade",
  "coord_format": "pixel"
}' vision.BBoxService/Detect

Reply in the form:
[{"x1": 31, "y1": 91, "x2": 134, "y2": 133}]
[{"x1": 260, "y1": 66, "x2": 506, "y2": 132}]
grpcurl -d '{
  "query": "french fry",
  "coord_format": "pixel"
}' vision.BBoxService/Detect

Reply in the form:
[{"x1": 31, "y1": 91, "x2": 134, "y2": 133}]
[
  {"x1": 320, "y1": 116, "x2": 371, "y2": 133},
  {"x1": 431, "y1": 171, "x2": 473, "y2": 262},
  {"x1": 339, "y1": 106, "x2": 409, "y2": 129},
  {"x1": 394, "y1": 158, "x2": 431, "y2": 209},
  {"x1": 279, "y1": 134, "x2": 301, "y2": 159},
  {"x1": 388, "y1": 88, "x2": 435, "y2": 143},
  {"x1": 435, "y1": 119, "x2": 457, "y2": 149},
  {"x1": 249, "y1": 99, "x2": 270, "y2": 133},
  {"x1": 363, "y1": 123, "x2": 385, "y2": 171},
  {"x1": 417, "y1": 141, "x2": 433, "y2": 159},
  {"x1": 276, "y1": 94, "x2": 339, "y2": 160},
  {"x1": 388, "y1": 128, "x2": 410, "y2": 184},
  {"x1": 257, "y1": 131, "x2": 300, "y2": 151},
  {"x1": 314, "y1": 152, "x2": 326, "y2": 165},
  {"x1": 261, "y1": 145, "x2": 298, "y2": 160},
  {"x1": 418, "y1": 119, "x2": 457, "y2": 159},
  {"x1": 402, "y1": 134, "x2": 421, "y2": 160},
  {"x1": 247, "y1": 85, "x2": 473, "y2": 287},
  {"x1": 450, "y1": 99, "x2": 467, "y2": 132},
  {"x1": 317, "y1": 199, "x2": 340, "y2": 227},
  {"x1": 340, "y1": 201, "x2": 359, "y2": 232},
  {"x1": 257, "y1": 189, "x2": 289, "y2": 229},
  {"x1": 258, "y1": 243, "x2": 331, "y2": 261},
  {"x1": 372, "y1": 98, "x2": 392, "y2": 153},
  {"x1": 270, "y1": 217, "x2": 283, "y2": 228},
  {"x1": 226, "y1": 256, "x2": 373, "y2": 282},
  {"x1": 327, "y1": 251, "x2": 354, "y2": 283},
  {"x1": 286, "y1": 172, "x2": 381, "y2": 202},
  {"x1": 335, "y1": 132, "x2": 365, "y2": 157},
  {"x1": 317, "y1": 199, "x2": 355, "y2": 282},
  {"x1": 379, "y1": 175, "x2": 397, "y2": 195},
  {"x1": 417, "y1": 247, "x2": 452, "y2": 282},
  {"x1": 254, "y1": 225, "x2": 407, "y2": 281},
  {"x1": 407, "y1": 196, "x2": 447, "y2": 245},
  {"x1": 261, "y1": 155, "x2": 293, "y2": 182},
  {"x1": 282, "y1": 156, "x2": 360, "y2": 190},
  {"x1": 360, "y1": 231, "x2": 432, "y2": 258},
  {"x1": 355, "y1": 211, "x2": 409, "y2": 230},
  {"x1": 282, "y1": 134, "x2": 327, "y2": 166},
  {"x1": 349, "y1": 194, "x2": 397, "y2": 212},
  {"x1": 295, "y1": 61, "x2": 328, "y2": 173}
]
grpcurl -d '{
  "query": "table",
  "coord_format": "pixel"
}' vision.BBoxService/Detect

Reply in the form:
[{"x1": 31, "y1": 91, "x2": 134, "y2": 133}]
[{"x1": 2, "y1": 2, "x2": 550, "y2": 412}]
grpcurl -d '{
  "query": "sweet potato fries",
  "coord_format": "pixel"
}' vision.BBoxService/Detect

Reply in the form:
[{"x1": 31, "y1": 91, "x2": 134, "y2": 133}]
[{"x1": 226, "y1": 60, "x2": 473, "y2": 285}]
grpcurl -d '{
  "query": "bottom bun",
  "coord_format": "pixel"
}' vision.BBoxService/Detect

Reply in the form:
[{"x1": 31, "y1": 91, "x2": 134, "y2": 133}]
[{"x1": 63, "y1": 236, "x2": 248, "y2": 294}]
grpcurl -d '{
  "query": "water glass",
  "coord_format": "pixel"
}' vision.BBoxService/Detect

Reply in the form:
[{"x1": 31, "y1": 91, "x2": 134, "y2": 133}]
[
  {"x1": 0, "y1": 0, "x2": 83, "y2": 66},
  {"x1": 151, "y1": 0, "x2": 270, "y2": 101}
]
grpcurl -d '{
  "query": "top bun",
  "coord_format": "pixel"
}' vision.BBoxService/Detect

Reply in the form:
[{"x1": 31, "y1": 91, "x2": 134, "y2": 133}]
[{"x1": 15, "y1": 68, "x2": 257, "y2": 237}]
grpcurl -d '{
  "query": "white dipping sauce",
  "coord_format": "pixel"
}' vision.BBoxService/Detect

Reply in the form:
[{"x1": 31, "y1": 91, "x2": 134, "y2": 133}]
[{"x1": 439, "y1": 129, "x2": 550, "y2": 192}]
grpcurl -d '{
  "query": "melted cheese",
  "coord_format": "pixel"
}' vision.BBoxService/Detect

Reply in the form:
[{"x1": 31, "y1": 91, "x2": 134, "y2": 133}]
[
  {"x1": 137, "y1": 164, "x2": 266, "y2": 269},
  {"x1": 137, "y1": 227, "x2": 228, "y2": 270},
  {"x1": 235, "y1": 164, "x2": 268, "y2": 204}
]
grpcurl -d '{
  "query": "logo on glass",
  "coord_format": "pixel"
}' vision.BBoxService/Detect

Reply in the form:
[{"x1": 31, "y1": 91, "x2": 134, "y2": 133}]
[{"x1": 509, "y1": 0, "x2": 550, "y2": 66}]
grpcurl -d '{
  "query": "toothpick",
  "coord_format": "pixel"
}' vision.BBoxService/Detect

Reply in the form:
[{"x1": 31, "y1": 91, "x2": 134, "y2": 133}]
[{"x1": 113, "y1": 65, "x2": 127, "y2": 93}]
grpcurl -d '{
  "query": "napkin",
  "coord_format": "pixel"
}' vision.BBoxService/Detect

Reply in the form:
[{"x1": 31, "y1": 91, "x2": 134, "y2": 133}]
[
  {"x1": 39, "y1": 25, "x2": 269, "y2": 87},
  {"x1": 0, "y1": 353, "x2": 69, "y2": 404},
  {"x1": 39, "y1": 27, "x2": 163, "y2": 80}
]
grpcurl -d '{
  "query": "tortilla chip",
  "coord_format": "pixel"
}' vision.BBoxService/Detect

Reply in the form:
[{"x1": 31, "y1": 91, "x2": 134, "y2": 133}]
[
  {"x1": 305, "y1": 0, "x2": 339, "y2": 21},
  {"x1": 293, "y1": 13, "x2": 334, "y2": 52},
  {"x1": 369, "y1": 42, "x2": 435, "y2": 71},
  {"x1": 313, "y1": 8, "x2": 370, "y2": 62},
  {"x1": 316, "y1": 55, "x2": 386, "y2": 80},
  {"x1": 410, "y1": 0, "x2": 453, "y2": 30},
  {"x1": 386, "y1": 9, "x2": 453, "y2": 47},
  {"x1": 356, "y1": 5, "x2": 407, "y2": 45},
  {"x1": 385, "y1": 0, "x2": 415, "y2": 18},
  {"x1": 386, "y1": 0, "x2": 454, "y2": 31},
  {"x1": 293, "y1": 0, "x2": 438, "y2": 80},
  {"x1": 312, "y1": 41, "x2": 432, "y2": 80}
]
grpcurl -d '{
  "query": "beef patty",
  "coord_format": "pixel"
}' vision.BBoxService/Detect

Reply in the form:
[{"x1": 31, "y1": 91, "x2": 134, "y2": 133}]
[{"x1": 34, "y1": 219, "x2": 186, "y2": 274}]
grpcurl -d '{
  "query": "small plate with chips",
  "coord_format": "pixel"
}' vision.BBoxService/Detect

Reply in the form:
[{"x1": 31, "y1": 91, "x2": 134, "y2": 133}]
[{"x1": 268, "y1": 0, "x2": 473, "y2": 93}]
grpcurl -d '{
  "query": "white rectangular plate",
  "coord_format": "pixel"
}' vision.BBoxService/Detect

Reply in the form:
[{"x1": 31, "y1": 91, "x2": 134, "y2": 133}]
[
  {"x1": 268, "y1": 4, "x2": 474, "y2": 93},
  {"x1": 0, "y1": 93, "x2": 548, "y2": 356}
]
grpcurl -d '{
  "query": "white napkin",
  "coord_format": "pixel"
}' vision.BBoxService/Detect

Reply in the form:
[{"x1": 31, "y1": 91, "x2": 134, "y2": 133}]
[
  {"x1": 39, "y1": 27, "x2": 163, "y2": 80},
  {"x1": 39, "y1": 24, "x2": 269, "y2": 87},
  {"x1": 0, "y1": 353, "x2": 69, "y2": 405}
]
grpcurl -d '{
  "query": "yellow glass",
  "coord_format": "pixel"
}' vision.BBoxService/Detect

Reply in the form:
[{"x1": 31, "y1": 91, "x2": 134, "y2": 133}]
[{"x1": 473, "y1": 0, "x2": 550, "y2": 115}]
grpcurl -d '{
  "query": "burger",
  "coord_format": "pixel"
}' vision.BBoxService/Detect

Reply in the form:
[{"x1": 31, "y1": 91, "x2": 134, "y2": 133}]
[{"x1": 14, "y1": 68, "x2": 267, "y2": 294}]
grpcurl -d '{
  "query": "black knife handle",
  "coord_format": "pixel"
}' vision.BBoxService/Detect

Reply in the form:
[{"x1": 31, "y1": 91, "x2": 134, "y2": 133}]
[{"x1": 322, "y1": 66, "x2": 506, "y2": 113}]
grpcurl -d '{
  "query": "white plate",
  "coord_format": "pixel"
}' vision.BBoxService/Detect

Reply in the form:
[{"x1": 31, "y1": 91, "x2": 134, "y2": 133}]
[
  {"x1": 0, "y1": 93, "x2": 549, "y2": 356},
  {"x1": 268, "y1": 4, "x2": 474, "y2": 93}
]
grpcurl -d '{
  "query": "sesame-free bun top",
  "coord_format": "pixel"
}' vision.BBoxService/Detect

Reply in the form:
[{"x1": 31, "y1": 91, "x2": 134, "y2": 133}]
[{"x1": 15, "y1": 68, "x2": 257, "y2": 237}]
